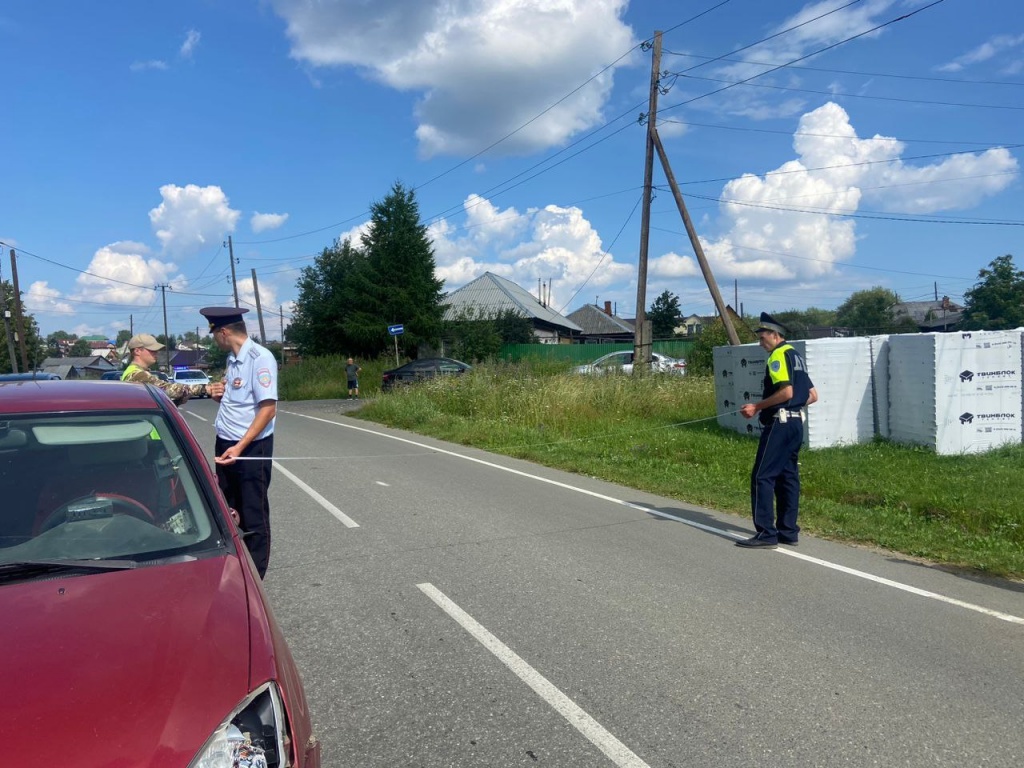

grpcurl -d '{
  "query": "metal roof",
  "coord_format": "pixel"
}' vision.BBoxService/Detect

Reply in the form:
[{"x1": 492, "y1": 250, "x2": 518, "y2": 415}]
[
  {"x1": 444, "y1": 272, "x2": 582, "y2": 332},
  {"x1": 565, "y1": 304, "x2": 634, "y2": 336}
]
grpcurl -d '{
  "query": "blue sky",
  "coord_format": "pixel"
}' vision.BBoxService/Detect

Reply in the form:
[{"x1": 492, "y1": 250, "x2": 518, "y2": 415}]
[{"x1": 2, "y1": 0, "x2": 1022, "y2": 340}]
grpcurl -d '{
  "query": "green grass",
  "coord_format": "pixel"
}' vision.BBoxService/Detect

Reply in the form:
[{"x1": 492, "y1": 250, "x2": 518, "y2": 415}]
[{"x1": 286, "y1": 358, "x2": 1024, "y2": 579}]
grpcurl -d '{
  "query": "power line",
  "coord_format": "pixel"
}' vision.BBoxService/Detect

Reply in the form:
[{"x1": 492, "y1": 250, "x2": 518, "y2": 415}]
[
  {"x1": 662, "y1": 50, "x2": 1024, "y2": 89},
  {"x1": 657, "y1": 0, "x2": 949, "y2": 118},
  {"x1": 657, "y1": 117, "x2": 1021, "y2": 148},
  {"x1": 672, "y1": 71, "x2": 1024, "y2": 112}
]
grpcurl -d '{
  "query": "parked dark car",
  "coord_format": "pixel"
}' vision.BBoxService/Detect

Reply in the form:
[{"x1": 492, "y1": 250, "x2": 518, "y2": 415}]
[
  {"x1": 0, "y1": 372, "x2": 62, "y2": 381},
  {"x1": 100, "y1": 370, "x2": 123, "y2": 380},
  {"x1": 381, "y1": 357, "x2": 471, "y2": 392},
  {"x1": 0, "y1": 380, "x2": 321, "y2": 767}
]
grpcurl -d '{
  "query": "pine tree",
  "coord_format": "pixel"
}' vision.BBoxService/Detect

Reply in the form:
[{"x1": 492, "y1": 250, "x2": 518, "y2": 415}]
[{"x1": 344, "y1": 182, "x2": 446, "y2": 357}]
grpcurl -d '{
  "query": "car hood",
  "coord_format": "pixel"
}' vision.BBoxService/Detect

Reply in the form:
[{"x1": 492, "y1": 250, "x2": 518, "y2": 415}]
[{"x1": 3, "y1": 555, "x2": 251, "y2": 768}]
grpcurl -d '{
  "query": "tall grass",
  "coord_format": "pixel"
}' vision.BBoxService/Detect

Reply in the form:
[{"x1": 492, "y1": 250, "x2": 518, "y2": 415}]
[{"x1": 353, "y1": 361, "x2": 1024, "y2": 579}]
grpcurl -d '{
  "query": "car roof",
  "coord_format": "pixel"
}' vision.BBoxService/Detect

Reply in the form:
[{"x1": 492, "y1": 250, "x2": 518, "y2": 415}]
[{"x1": 0, "y1": 379, "x2": 163, "y2": 415}]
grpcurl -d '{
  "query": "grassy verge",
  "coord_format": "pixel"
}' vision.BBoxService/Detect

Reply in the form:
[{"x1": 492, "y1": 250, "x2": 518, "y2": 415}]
[{"x1": 334, "y1": 361, "x2": 1024, "y2": 580}]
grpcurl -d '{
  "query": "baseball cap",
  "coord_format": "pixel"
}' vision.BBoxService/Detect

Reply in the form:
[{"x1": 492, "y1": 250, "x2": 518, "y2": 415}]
[{"x1": 127, "y1": 333, "x2": 165, "y2": 351}]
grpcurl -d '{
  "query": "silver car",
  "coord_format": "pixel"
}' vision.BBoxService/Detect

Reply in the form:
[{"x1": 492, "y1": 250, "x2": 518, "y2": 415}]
[{"x1": 574, "y1": 351, "x2": 686, "y2": 376}]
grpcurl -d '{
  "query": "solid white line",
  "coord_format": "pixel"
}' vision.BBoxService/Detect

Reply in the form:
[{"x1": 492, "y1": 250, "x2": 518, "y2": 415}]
[
  {"x1": 183, "y1": 410, "x2": 208, "y2": 422},
  {"x1": 417, "y1": 583, "x2": 651, "y2": 768},
  {"x1": 285, "y1": 411, "x2": 1024, "y2": 625},
  {"x1": 272, "y1": 460, "x2": 360, "y2": 528}
]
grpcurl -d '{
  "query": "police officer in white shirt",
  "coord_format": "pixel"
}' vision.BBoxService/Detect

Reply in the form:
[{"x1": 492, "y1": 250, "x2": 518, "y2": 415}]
[{"x1": 202, "y1": 307, "x2": 278, "y2": 578}]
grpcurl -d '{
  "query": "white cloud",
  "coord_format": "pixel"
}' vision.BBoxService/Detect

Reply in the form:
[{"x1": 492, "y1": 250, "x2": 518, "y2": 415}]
[
  {"x1": 270, "y1": 0, "x2": 637, "y2": 157},
  {"x1": 180, "y1": 29, "x2": 201, "y2": 58},
  {"x1": 237, "y1": 276, "x2": 276, "y2": 317},
  {"x1": 251, "y1": 212, "x2": 290, "y2": 233},
  {"x1": 700, "y1": 0, "x2": 898, "y2": 119},
  {"x1": 430, "y1": 194, "x2": 633, "y2": 310},
  {"x1": 130, "y1": 59, "x2": 168, "y2": 72},
  {"x1": 699, "y1": 102, "x2": 1018, "y2": 280},
  {"x1": 649, "y1": 251, "x2": 701, "y2": 279},
  {"x1": 149, "y1": 184, "x2": 240, "y2": 257},
  {"x1": 937, "y1": 33, "x2": 1024, "y2": 73},
  {"x1": 22, "y1": 280, "x2": 74, "y2": 317},
  {"x1": 71, "y1": 241, "x2": 184, "y2": 306}
]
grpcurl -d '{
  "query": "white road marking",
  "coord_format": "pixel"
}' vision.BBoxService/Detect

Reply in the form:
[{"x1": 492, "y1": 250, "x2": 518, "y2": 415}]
[
  {"x1": 272, "y1": 460, "x2": 360, "y2": 528},
  {"x1": 285, "y1": 411, "x2": 1024, "y2": 626},
  {"x1": 417, "y1": 583, "x2": 651, "y2": 768},
  {"x1": 375, "y1": 481, "x2": 389, "y2": 487},
  {"x1": 183, "y1": 410, "x2": 208, "y2": 422}
]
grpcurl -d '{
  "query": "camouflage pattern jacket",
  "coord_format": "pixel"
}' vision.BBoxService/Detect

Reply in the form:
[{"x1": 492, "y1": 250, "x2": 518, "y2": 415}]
[{"x1": 121, "y1": 364, "x2": 205, "y2": 406}]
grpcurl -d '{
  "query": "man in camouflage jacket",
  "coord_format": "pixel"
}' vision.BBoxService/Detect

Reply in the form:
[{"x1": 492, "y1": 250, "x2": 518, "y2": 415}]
[{"x1": 121, "y1": 333, "x2": 207, "y2": 406}]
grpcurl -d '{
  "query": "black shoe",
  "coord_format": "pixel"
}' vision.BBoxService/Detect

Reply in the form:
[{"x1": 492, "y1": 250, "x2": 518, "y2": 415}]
[
  {"x1": 735, "y1": 535, "x2": 778, "y2": 549},
  {"x1": 778, "y1": 538, "x2": 798, "y2": 546}
]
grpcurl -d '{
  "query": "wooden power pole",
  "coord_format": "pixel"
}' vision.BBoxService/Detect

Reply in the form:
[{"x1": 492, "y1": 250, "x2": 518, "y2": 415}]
[
  {"x1": 633, "y1": 30, "x2": 663, "y2": 370},
  {"x1": 251, "y1": 268, "x2": 267, "y2": 343},
  {"x1": 226, "y1": 235, "x2": 240, "y2": 308},
  {"x1": 9, "y1": 249, "x2": 29, "y2": 371},
  {"x1": 651, "y1": 130, "x2": 740, "y2": 345}
]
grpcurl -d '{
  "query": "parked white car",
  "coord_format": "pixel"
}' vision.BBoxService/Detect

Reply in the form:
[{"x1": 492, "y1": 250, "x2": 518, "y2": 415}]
[
  {"x1": 171, "y1": 368, "x2": 212, "y2": 396},
  {"x1": 574, "y1": 351, "x2": 686, "y2": 376}
]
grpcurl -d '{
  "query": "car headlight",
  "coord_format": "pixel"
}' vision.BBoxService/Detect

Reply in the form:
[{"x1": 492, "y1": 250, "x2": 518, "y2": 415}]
[{"x1": 189, "y1": 682, "x2": 292, "y2": 768}]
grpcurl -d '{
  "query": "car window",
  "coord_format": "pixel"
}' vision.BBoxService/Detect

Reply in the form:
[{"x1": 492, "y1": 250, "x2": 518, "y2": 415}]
[
  {"x1": 595, "y1": 352, "x2": 631, "y2": 369},
  {"x1": 0, "y1": 412, "x2": 227, "y2": 567},
  {"x1": 174, "y1": 371, "x2": 207, "y2": 381},
  {"x1": 407, "y1": 360, "x2": 437, "y2": 372},
  {"x1": 438, "y1": 362, "x2": 464, "y2": 373}
]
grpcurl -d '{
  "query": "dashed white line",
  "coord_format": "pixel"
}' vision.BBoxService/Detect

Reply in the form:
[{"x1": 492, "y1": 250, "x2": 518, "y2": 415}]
[
  {"x1": 417, "y1": 583, "x2": 651, "y2": 768},
  {"x1": 273, "y1": 460, "x2": 360, "y2": 528},
  {"x1": 284, "y1": 411, "x2": 1024, "y2": 626},
  {"x1": 183, "y1": 410, "x2": 208, "y2": 422}
]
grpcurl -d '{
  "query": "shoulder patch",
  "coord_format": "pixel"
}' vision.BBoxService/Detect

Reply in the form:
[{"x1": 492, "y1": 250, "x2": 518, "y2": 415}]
[
  {"x1": 257, "y1": 367, "x2": 272, "y2": 388},
  {"x1": 770, "y1": 360, "x2": 782, "y2": 372}
]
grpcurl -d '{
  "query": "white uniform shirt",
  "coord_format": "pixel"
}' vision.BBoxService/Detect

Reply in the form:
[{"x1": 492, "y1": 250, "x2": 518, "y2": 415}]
[{"x1": 214, "y1": 337, "x2": 278, "y2": 442}]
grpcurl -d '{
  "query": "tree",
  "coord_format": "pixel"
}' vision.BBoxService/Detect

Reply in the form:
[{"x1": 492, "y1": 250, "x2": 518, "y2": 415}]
[
  {"x1": 443, "y1": 308, "x2": 535, "y2": 362},
  {"x1": 834, "y1": 287, "x2": 918, "y2": 335},
  {"x1": 771, "y1": 307, "x2": 838, "y2": 340},
  {"x1": 115, "y1": 329, "x2": 132, "y2": 346},
  {"x1": 960, "y1": 254, "x2": 1024, "y2": 330},
  {"x1": 69, "y1": 338, "x2": 94, "y2": 357},
  {"x1": 648, "y1": 290, "x2": 682, "y2": 338},
  {"x1": 344, "y1": 182, "x2": 446, "y2": 357},
  {"x1": 687, "y1": 317, "x2": 754, "y2": 375},
  {"x1": 289, "y1": 238, "x2": 364, "y2": 356},
  {"x1": 1, "y1": 281, "x2": 45, "y2": 372}
]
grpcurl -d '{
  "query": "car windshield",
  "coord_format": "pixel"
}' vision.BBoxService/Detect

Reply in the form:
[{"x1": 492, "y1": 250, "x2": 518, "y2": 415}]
[
  {"x1": 175, "y1": 371, "x2": 206, "y2": 380},
  {"x1": 0, "y1": 412, "x2": 228, "y2": 568}
]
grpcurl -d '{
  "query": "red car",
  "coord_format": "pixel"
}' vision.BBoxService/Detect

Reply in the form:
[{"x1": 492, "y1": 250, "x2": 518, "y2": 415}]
[{"x1": 0, "y1": 380, "x2": 320, "y2": 768}]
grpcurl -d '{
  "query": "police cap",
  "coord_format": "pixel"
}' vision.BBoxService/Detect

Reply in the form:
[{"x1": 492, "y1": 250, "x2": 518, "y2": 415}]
[
  {"x1": 200, "y1": 306, "x2": 249, "y2": 332},
  {"x1": 755, "y1": 312, "x2": 787, "y2": 337}
]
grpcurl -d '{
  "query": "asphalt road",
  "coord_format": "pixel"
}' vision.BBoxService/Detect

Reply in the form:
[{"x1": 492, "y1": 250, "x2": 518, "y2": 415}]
[{"x1": 183, "y1": 397, "x2": 1024, "y2": 767}]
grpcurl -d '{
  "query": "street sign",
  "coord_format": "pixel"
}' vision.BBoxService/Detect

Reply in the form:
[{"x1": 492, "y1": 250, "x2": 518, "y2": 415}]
[{"x1": 388, "y1": 324, "x2": 404, "y2": 336}]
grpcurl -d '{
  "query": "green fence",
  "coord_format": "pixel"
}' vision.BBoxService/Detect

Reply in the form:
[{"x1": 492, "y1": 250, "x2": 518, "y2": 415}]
[{"x1": 499, "y1": 340, "x2": 695, "y2": 365}]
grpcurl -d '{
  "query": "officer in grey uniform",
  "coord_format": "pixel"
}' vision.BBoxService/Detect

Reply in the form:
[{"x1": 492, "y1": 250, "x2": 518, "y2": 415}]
[{"x1": 202, "y1": 307, "x2": 278, "y2": 578}]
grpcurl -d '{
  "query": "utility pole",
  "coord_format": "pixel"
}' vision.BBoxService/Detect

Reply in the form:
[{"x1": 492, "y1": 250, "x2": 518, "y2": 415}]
[
  {"x1": 130, "y1": 314, "x2": 134, "y2": 335},
  {"x1": 225, "y1": 235, "x2": 240, "y2": 308},
  {"x1": 9, "y1": 249, "x2": 29, "y2": 371},
  {"x1": 633, "y1": 30, "x2": 663, "y2": 370},
  {"x1": 279, "y1": 305, "x2": 286, "y2": 367},
  {"x1": 157, "y1": 284, "x2": 171, "y2": 371},
  {"x1": 0, "y1": 261, "x2": 19, "y2": 373},
  {"x1": 651, "y1": 129, "x2": 740, "y2": 345},
  {"x1": 251, "y1": 268, "x2": 267, "y2": 343}
]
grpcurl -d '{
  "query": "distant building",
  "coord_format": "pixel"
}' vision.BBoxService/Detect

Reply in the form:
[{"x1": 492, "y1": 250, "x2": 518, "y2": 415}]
[
  {"x1": 565, "y1": 302, "x2": 634, "y2": 342},
  {"x1": 444, "y1": 272, "x2": 582, "y2": 344}
]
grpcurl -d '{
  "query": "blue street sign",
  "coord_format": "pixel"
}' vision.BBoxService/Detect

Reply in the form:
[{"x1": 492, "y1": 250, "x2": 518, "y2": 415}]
[{"x1": 388, "y1": 324, "x2": 404, "y2": 336}]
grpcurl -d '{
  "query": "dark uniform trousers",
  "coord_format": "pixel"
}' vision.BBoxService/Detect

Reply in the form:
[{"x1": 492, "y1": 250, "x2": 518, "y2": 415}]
[
  {"x1": 750, "y1": 417, "x2": 803, "y2": 542},
  {"x1": 216, "y1": 434, "x2": 273, "y2": 577}
]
